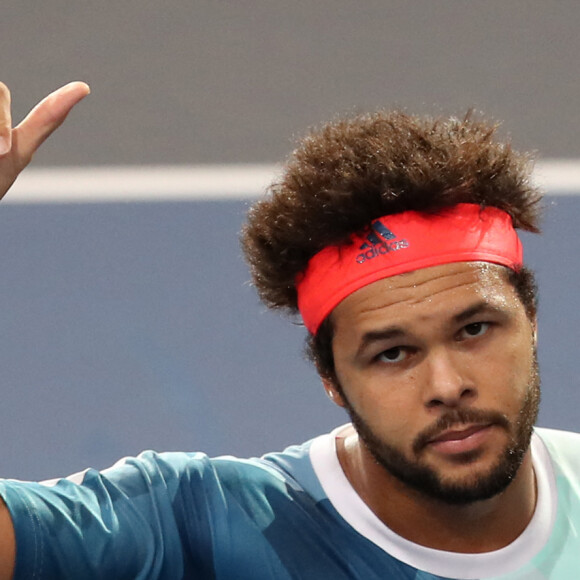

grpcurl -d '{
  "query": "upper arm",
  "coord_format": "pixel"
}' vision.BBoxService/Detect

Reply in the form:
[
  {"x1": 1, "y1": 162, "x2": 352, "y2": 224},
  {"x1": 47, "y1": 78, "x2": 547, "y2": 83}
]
[
  {"x1": 0, "y1": 499, "x2": 15, "y2": 580},
  {"x1": 0, "y1": 453, "x2": 206, "y2": 578}
]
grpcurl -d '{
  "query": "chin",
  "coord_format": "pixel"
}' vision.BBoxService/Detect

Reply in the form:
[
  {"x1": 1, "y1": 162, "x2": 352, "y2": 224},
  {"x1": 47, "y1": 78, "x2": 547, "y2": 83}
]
[{"x1": 348, "y1": 410, "x2": 534, "y2": 505}]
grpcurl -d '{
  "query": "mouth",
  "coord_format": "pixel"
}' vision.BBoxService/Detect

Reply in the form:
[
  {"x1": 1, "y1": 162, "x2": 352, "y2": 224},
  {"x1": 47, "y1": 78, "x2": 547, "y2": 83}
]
[{"x1": 426, "y1": 423, "x2": 494, "y2": 455}]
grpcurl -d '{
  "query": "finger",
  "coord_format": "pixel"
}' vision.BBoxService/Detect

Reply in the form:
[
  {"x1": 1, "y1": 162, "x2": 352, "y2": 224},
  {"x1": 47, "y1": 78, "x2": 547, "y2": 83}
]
[
  {"x1": 12, "y1": 81, "x2": 90, "y2": 166},
  {"x1": 0, "y1": 82, "x2": 12, "y2": 156}
]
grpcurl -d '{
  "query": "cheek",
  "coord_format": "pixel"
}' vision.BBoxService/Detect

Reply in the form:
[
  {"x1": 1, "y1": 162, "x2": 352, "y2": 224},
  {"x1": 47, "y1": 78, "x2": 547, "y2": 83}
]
[
  {"x1": 478, "y1": 338, "x2": 535, "y2": 408},
  {"x1": 340, "y1": 371, "x2": 422, "y2": 439}
]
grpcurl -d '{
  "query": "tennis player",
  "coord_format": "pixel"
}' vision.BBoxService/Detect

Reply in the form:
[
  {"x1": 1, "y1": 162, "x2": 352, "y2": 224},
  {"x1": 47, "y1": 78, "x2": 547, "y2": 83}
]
[{"x1": 0, "y1": 81, "x2": 577, "y2": 579}]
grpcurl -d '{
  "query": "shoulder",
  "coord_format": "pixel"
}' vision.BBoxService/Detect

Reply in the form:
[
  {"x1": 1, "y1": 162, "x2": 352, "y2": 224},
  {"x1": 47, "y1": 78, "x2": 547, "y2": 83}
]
[
  {"x1": 108, "y1": 439, "x2": 320, "y2": 497},
  {"x1": 211, "y1": 438, "x2": 317, "y2": 492},
  {"x1": 534, "y1": 426, "x2": 580, "y2": 447},
  {"x1": 534, "y1": 427, "x2": 580, "y2": 474}
]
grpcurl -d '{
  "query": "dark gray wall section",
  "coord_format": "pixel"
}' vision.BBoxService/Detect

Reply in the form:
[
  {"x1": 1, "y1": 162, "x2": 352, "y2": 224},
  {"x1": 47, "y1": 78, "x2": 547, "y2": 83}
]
[
  {"x1": 1, "y1": 1, "x2": 580, "y2": 165},
  {"x1": 0, "y1": 196, "x2": 576, "y2": 481}
]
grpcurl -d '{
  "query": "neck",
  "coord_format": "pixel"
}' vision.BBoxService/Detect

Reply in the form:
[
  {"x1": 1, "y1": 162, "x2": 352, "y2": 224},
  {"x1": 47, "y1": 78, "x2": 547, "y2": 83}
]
[{"x1": 337, "y1": 429, "x2": 537, "y2": 553}]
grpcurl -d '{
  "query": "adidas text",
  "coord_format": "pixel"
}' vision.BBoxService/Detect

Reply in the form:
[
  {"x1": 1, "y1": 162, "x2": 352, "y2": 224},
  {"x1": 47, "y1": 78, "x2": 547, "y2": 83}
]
[{"x1": 355, "y1": 239, "x2": 409, "y2": 264}]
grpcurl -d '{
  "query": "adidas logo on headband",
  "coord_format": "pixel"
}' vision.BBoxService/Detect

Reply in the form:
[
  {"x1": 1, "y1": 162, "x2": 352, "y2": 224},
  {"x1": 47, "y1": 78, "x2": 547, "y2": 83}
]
[{"x1": 356, "y1": 220, "x2": 409, "y2": 264}]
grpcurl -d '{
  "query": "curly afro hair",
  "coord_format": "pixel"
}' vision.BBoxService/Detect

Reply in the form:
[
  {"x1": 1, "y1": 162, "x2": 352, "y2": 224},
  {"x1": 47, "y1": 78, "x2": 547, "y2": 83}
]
[{"x1": 241, "y1": 110, "x2": 542, "y2": 321}]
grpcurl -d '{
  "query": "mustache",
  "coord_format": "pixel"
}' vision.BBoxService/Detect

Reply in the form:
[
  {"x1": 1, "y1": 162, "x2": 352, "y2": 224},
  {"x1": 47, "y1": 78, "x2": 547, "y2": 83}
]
[{"x1": 413, "y1": 408, "x2": 510, "y2": 455}]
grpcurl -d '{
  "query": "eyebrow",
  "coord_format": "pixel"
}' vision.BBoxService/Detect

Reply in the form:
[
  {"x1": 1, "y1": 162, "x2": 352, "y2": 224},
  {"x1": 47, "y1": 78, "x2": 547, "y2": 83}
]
[
  {"x1": 452, "y1": 300, "x2": 507, "y2": 324},
  {"x1": 356, "y1": 327, "x2": 406, "y2": 359},
  {"x1": 355, "y1": 300, "x2": 508, "y2": 358}
]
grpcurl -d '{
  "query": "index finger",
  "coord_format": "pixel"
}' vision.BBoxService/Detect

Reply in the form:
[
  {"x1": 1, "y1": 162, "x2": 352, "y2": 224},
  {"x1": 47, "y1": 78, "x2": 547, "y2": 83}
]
[
  {"x1": 13, "y1": 82, "x2": 90, "y2": 165},
  {"x1": 0, "y1": 83, "x2": 12, "y2": 156}
]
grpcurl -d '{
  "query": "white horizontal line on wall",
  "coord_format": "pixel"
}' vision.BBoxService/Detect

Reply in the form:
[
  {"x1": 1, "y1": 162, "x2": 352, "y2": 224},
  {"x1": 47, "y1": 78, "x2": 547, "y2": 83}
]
[
  {"x1": 5, "y1": 164, "x2": 280, "y2": 204},
  {"x1": 3, "y1": 160, "x2": 580, "y2": 204}
]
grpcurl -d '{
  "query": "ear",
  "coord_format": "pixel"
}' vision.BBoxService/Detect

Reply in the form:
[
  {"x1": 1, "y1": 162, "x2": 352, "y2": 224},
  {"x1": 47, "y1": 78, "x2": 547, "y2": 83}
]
[
  {"x1": 531, "y1": 317, "x2": 538, "y2": 346},
  {"x1": 322, "y1": 378, "x2": 346, "y2": 408}
]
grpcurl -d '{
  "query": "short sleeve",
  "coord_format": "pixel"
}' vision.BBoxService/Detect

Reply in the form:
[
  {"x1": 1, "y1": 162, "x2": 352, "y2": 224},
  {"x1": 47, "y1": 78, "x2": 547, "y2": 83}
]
[{"x1": 0, "y1": 450, "x2": 214, "y2": 579}]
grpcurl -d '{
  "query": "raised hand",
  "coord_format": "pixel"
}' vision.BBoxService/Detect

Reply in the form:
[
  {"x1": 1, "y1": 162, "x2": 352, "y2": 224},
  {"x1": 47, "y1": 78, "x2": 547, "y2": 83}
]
[{"x1": 0, "y1": 81, "x2": 90, "y2": 199}]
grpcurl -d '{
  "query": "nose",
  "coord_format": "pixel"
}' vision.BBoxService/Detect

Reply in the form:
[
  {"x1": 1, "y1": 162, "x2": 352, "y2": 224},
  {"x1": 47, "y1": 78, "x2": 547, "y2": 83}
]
[{"x1": 423, "y1": 348, "x2": 476, "y2": 409}]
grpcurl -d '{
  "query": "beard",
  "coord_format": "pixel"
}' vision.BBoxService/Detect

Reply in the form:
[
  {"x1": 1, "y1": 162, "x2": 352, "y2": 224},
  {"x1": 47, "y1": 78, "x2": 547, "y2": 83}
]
[{"x1": 339, "y1": 354, "x2": 540, "y2": 505}]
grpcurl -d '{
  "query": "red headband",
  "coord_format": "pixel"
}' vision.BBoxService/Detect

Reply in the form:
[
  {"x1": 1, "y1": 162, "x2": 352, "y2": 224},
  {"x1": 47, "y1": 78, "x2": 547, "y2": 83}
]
[{"x1": 296, "y1": 203, "x2": 523, "y2": 334}]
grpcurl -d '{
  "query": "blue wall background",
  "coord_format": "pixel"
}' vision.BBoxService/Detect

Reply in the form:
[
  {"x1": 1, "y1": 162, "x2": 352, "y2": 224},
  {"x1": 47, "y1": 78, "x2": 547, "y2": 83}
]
[{"x1": 0, "y1": 195, "x2": 576, "y2": 480}]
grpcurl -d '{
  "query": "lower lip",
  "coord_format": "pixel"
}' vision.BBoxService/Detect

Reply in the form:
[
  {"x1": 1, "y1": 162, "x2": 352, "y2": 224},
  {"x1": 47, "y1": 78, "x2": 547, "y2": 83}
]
[{"x1": 428, "y1": 425, "x2": 494, "y2": 455}]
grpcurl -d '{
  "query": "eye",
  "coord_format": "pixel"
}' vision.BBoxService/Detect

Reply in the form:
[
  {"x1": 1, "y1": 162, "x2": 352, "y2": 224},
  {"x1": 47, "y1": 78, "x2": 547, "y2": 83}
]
[
  {"x1": 377, "y1": 347, "x2": 407, "y2": 364},
  {"x1": 460, "y1": 322, "x2": 490, "y2": 339}
]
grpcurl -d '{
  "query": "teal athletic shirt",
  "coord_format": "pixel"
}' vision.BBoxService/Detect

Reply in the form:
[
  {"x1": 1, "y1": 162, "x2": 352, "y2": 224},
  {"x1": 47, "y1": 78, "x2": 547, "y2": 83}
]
[{"x1": 0, "y1": 426, "x2": 578, "y2": 579}]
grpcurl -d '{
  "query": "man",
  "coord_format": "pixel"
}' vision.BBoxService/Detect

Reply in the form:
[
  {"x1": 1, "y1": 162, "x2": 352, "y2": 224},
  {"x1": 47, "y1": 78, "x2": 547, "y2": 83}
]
[{"x1": 0, "y1": 82, "x2": 577, "y2": 578}]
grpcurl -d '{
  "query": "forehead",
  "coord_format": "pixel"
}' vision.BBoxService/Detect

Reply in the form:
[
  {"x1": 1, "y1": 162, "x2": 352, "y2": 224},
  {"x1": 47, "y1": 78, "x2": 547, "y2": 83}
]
[{"x1": 331, "y1": 262, "x2": 521, "y2": 332}]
